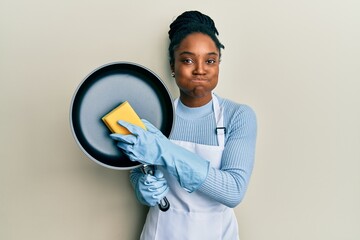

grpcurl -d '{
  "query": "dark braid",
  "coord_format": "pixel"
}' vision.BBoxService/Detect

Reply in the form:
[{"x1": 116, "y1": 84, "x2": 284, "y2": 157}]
[{"x1": 168, "y1": 10, "x2": 225, "y2": 65}]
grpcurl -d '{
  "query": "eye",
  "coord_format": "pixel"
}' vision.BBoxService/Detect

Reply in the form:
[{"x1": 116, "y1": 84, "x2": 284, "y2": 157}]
[
  {"x1": 207, "y1": 59, "x2": 217, "y2": 64},
  {"x1": 182, "y1": 58, "x2": 194, "y2": 64}
]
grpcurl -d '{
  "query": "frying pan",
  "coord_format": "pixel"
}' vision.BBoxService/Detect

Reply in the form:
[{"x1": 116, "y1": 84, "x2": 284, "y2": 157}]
[{"x1": 70, "y1": 62, "x2": 174, "y2": 210}]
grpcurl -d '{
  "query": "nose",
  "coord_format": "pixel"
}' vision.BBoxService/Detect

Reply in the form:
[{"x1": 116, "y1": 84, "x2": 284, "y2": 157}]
[{"x1": 193, "y1": 62, "x2": 206, "y2": 75}]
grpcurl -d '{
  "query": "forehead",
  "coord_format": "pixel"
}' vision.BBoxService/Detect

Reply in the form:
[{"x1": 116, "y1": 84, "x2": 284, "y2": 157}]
[{"x1": 176, "y1": 33, "x2": 219, "y2": 54}]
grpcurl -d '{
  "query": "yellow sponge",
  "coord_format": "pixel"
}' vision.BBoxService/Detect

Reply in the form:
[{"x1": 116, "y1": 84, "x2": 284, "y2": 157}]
[{"x1": 102, "y1": 101, "x2": 146, "y2": 135}]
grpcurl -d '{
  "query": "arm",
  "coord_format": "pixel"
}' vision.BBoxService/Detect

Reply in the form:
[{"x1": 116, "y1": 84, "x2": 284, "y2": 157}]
[{"x1": 198, "y1": 106, "x2": 257, "y2": 207}]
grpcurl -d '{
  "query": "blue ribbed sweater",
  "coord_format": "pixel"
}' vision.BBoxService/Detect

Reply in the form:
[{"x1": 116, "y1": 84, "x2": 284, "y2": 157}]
[{"x1": 130, "y1": 94, "x2": 257, "y2": 208}]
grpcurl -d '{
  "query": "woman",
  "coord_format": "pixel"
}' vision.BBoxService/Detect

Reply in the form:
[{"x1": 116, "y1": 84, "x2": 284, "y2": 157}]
[{"x1": 111, "y1": 10, "x2": 257, "y2": 240}]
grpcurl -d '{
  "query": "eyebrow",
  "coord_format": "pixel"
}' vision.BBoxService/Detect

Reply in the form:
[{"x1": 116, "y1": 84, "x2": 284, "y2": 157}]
[{"x1": 179, "y1": 51, "x2": 219, "y2": 56}]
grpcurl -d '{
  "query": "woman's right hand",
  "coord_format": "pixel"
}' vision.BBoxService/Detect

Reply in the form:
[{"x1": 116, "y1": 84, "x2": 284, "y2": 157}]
[{"x1": 135, "y1": 169, "x2": 169, "y2": 207}]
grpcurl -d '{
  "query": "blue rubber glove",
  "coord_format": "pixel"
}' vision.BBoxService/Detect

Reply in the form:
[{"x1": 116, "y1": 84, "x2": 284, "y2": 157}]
[
  {"x1": 135, "y1": 169, "x2": 169, "y2": 207},
  {"x1": 110, "y1": 119, "x2": 210, "y2": 193}
]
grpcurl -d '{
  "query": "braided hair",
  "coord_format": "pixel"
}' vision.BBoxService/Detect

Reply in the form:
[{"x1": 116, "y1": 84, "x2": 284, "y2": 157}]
[{"x1": 168, "y1": 10, "x2": 225, "y2": 65}]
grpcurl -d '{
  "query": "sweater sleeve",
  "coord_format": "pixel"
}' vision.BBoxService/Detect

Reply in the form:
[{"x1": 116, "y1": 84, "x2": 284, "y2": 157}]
[{"x1": 197, "y1": 105, "x2": 257, "y2": 208}]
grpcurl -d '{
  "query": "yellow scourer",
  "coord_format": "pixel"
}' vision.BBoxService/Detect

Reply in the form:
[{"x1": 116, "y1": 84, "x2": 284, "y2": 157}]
[{"x1": 102, "y1": 101, "x2": 146, "y2": 135}]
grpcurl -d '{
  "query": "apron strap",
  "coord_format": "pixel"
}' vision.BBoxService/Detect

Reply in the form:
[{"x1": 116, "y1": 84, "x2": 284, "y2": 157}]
[
  {"x1": 173, "y1": 93, "x2": 225, "y2": 147},
  {"x1": 212, "y1": 95, "x2": 225, "y2": 147}
]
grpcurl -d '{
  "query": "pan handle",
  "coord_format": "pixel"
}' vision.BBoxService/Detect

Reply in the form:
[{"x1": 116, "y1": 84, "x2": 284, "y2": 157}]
[{"x1": 141, "y1": 165, "x2": 170, "y2": 212}]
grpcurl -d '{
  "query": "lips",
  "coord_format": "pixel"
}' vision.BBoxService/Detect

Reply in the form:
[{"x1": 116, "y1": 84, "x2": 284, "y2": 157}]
[{"x1": 192, "y1": 78, "x2": 208, "y2": 82}]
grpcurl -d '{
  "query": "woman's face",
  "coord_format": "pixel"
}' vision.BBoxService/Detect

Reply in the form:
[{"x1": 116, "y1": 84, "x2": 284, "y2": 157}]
[{"x1": 172, "y1": 32, "x2": 220, "y2": 107}]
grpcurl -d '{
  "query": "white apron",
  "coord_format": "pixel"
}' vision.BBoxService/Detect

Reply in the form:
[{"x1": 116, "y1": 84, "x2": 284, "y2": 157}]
[{"x1": 140, "y1": 95, "x2": 239, "y2": 240}]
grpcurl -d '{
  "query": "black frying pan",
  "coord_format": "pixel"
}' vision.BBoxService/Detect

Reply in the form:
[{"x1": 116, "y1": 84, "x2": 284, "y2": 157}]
[
  {"x1": 70, "y1": 62, "x2": 173, "y2": 211},
  {"x1": 70, "y1": 62, "x2": 174, "y2": 169}
]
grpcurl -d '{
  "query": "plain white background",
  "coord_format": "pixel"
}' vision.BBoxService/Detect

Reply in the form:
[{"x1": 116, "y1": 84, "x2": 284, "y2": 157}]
[{"x1": 1, "y1": 0, "x2": 359, "y2": 239}]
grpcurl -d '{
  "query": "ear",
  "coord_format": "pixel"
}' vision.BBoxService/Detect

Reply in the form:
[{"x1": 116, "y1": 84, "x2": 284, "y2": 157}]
[{"x1": 170, "y1": 63, "x2": 174, "y2": 73}]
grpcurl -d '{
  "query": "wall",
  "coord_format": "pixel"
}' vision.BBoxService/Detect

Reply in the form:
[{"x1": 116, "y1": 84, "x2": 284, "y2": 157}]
[{"x1": 1, "y1": 0, "x2": 359, "y2": 239}]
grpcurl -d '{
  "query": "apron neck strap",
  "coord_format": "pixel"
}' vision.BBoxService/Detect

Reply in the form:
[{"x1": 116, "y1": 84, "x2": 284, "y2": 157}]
[
  {"x1": 212, "y1": 95, "x2": 225, "y2": 147},
  {"x1": 174, "y1": 93, "x2": 225, "y2": 147}
]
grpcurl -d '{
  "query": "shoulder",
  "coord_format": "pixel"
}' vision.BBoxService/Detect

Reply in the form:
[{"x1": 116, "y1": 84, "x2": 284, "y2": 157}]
[{"x1": 216, "y1": 94, "x2": 256, "y2": 121}]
